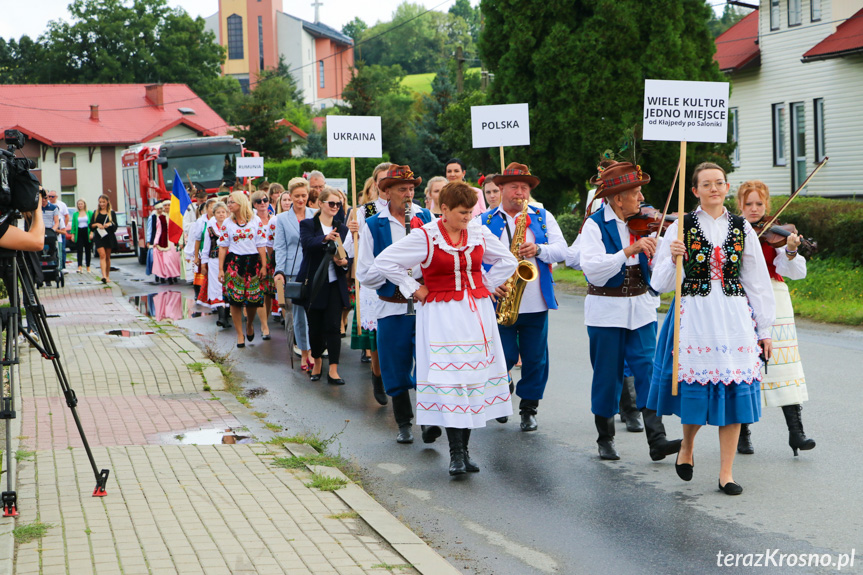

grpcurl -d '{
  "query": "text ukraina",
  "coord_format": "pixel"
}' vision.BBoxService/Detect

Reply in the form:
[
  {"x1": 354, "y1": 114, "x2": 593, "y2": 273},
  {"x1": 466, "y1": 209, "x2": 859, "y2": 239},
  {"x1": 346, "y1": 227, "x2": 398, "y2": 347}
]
[{"x1": 331, "y1": 132, "x2": 377, "y2": 141}]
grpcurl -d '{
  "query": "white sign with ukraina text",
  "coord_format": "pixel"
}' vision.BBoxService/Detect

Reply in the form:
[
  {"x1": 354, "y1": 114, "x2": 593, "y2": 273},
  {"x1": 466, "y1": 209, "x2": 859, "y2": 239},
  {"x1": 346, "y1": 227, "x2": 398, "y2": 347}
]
[
  {"x1": 236, "y1": 157, "x2": 264, "y2": 177},
  {"x1": 471, "y1": 103, "x2": 530, "y2": 148},
  {"x1": 642, "y1": 80, "x2": 730, "y2": 143},
  {"x1": 327, "y1": 116, "x2": 383, "y2": 158}
]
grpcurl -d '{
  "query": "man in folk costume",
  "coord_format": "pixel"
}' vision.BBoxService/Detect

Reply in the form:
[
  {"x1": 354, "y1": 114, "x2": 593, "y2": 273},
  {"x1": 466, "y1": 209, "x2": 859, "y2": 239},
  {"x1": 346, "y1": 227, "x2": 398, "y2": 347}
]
[
  {"x1": 480, "y1": 163, "x2": 568, "y2": 431},
  {"x1": 579, "y1": 161, "x2": 681, "y2": 461},
  {"x1": 357, "y1": 165, "x2": 439, "y2": 444}
]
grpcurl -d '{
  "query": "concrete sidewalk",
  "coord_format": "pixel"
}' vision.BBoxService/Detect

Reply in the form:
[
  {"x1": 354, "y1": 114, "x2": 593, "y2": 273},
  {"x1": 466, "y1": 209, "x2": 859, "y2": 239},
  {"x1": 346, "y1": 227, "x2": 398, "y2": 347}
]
[{"x1": 0, "y1": 270, "x2": 459, "y2": 575}]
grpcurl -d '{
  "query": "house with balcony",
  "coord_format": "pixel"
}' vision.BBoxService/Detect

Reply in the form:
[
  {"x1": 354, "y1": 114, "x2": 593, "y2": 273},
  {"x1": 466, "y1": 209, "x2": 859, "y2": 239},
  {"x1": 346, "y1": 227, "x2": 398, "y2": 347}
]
[{"x1": 715, "y1": 0, "x2": 863, "y2": 197}]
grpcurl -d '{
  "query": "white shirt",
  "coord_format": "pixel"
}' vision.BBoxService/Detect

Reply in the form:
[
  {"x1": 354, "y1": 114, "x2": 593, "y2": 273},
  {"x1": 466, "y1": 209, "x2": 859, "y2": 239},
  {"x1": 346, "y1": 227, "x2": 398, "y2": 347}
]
[
  {"x1": 772, "y1": 247, "x2": 807, "y2": 280},
  {"x1": 650, "y1": 207, "x2": 775, "y2": 340},
  {"x1": 52, "y1": 200, "x2": 69, "y2": 230},
  {"x1": 218, "y1": 215, "x2": 266, "y2": 255},
  {"x1": 580, "y1": 203, "x2": 660, "y2": 330},
  {"x1": 346, "y1": 197, "x2": 388, "y2": 258},
  {"x1": 320, "y1": 224, "x2": 338, "y2": 282},
  {"x1": 257, "y1": 213, "x2": 276, "y2": 248},
  {"x1": 480, "y1": 205, "x2": 568, "y2": 314},
  {"x1": 357, "y1": 203, "x2": 436, "y2": 320}
]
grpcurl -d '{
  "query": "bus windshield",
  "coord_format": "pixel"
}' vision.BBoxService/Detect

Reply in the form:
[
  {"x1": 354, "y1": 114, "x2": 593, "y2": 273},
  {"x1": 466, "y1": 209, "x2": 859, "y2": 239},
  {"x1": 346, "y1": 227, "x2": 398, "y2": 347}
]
[{"x1": 162, "y1": 153, "x2": 237, "y2": 191}]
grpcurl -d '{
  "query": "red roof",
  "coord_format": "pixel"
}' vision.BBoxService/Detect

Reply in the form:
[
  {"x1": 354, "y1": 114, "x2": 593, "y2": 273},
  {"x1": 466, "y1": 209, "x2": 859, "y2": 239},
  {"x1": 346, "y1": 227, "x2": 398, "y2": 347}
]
[
  {"x1": 275, "y1": 119, "x2": 309, "y2": 139},
  {"x1": 0, "y1": 84, "x2": 229, "y2": 146},
  {"x1": 803, "y1": 7, "x2": 863, "y2": 61},
  {"x1": 714, "y1": 10, "x2": 760, "y2": 73}
]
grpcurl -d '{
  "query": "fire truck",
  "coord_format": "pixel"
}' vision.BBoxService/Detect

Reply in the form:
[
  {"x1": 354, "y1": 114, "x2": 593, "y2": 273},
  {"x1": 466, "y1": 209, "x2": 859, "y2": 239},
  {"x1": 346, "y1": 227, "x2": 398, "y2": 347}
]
[{"x1": 121, "y1": 136, "x2": 258, "y2": 264}]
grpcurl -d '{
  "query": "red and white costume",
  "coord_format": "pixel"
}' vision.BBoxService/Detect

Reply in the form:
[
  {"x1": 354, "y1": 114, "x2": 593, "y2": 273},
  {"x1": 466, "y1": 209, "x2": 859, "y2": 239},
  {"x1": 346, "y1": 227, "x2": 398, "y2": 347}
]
[{"x1": 375, "y1": 220, "x2": 518, "y2": 428}]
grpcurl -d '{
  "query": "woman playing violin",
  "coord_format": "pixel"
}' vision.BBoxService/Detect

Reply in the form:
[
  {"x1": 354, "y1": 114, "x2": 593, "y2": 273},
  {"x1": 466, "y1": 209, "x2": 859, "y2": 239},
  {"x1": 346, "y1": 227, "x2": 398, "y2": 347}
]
[{"x1": 736, "y1": 181, "x2": 815, "y2": 457}]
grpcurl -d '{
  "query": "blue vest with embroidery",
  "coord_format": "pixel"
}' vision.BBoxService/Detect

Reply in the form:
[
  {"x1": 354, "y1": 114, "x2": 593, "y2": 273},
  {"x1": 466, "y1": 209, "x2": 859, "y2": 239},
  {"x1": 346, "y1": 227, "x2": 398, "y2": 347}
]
[
  {"x1": 367, "y1": 207, "x2": 433, "y2": 298},
  {"x1": 481, "y1": 207, "x2": 558, "y2": 311},
  {"x1": 585, "y1": 210, "x2": 651, "y2": 287}
]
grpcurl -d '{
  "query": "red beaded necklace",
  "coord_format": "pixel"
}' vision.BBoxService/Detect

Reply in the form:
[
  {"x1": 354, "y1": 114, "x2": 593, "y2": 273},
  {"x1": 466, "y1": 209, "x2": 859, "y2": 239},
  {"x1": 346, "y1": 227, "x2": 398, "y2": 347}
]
[{"x1": 437, "y1": 219, "x2": 467, "y2": 248}]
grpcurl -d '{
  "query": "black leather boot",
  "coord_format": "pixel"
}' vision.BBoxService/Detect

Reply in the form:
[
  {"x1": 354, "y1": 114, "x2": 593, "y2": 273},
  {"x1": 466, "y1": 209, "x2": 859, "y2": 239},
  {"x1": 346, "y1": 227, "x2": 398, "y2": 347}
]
[
  {"x1": 781, "y1": 404, "x2": 816, "y2": 456},
  {"x1": 737, "y1": 423, "x2": 754, "y2": 454},
  {"x1": 445, "y1": 427, "x2": 467, "y2": 475},
  {"x1": 619, "y1": 375, "x2": 643, "y2": 432},
  {"x1": 519, "y1": 399, "x2": 538, "y2": 432},
  {"x1": 641, "y1": 408, "x2": 682, "y2": 461},
  {"x1": 462, "y1": 429, "x2": 479, "y2": 472},
  {"x1": 392, "y1": 391, "x2": 413, "y2": 444},
  {"x1": 595, "y1": 415, "x2": 620, "y2": 460},
  {"x1": 421, "y1": 425, "x2": 442, "y2": 443},
  {"x1": 371, "y1": 374, "x2": 388, "y2": 406}
]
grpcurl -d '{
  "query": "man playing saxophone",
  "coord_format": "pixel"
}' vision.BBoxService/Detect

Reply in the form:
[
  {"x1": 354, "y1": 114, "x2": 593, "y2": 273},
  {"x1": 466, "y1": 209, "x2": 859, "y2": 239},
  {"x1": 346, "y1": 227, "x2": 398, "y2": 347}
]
[{"x1": 480, "y1": 163, "x2": 568, "y2": 431}]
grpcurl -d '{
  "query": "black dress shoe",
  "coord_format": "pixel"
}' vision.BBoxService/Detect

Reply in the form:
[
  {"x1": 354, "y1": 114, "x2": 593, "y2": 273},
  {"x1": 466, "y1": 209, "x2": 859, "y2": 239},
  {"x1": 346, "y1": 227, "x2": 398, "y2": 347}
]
[
  {"x1": 675, "y1": 453, "x2": 694, "y2": 482},
  {"x1": 236, "y1": 343, "x2": 245, "y2": 349},
  {"x1": 371, "y1": 375, "x2": 388, "y2": 405},
  {"x1": 396, "y1": 425, "x2": 413, "y2": 444},
  {"x1": 718, "y1": 479, "x2": 743, "y2": 495},
  {"x1": 261, "y1": 334, "x2": 271, "y2": 341},
  {"x1": 519, "y1": 413, "x2": 537, "y2": 432},
  {"x1": 649, "y1": 438, "x2": 683, "y2": 461},
  {"x1": 597, "y1": 440, "x2": 620, "y2": 460},
  {"x1": 246, "y1": 332, "x2": 254, "y2": 341},
  {"x1": 495, "y1": 416, "x2": 508, "y2": 424},
  {"x1": 421, "y1": 425, "x2": 441, "y2": 444},
  {"x1": 327, "y1": 375, "x2": 346, "y2": 385},
  {"x1": 737, "y1": 423, "x2": 754, "y2": 454},
  {"x1": 309, "y1": 373, "x2": 322, "y2": 382},
  {"x1": 360, "y1": 355, "x2": 372, "y2": 364}
]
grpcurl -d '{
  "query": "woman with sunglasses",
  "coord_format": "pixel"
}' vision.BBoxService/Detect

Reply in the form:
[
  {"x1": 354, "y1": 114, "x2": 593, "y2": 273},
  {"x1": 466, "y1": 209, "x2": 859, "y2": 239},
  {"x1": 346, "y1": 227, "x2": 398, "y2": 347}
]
[
  {"x1": 252, "y1": 190, "x2": 276, "y2": 340},
  {"x1": 218, "y1": 192, "x2": 268, "y2": 348},
  {"x1": 296, "y1": 189, "x2": 350, "y2": 384}
]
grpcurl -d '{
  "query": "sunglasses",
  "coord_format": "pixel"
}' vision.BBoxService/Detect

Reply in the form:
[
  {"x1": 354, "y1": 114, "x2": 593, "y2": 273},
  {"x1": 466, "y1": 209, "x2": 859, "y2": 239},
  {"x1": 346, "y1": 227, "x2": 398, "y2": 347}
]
[
  {"x1": 254, "y1": 198, "x2": 269, "y2": 204},
  {"x1": 324, "y1": 201, "x2": 342, "y2": 209}
]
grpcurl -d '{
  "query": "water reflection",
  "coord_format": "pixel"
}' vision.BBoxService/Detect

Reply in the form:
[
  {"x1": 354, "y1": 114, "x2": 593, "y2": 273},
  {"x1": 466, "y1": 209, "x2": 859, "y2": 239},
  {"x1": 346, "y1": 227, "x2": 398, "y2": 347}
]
[{"x1": 129, "y1": 291, "x2": 215, "y2": 321}]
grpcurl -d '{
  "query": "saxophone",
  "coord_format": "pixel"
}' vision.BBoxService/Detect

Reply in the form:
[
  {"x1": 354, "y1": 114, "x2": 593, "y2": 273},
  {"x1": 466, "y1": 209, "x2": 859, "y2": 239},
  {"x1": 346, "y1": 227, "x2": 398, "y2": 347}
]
[{"x1": 496, "y1": 199, "x2": 538, "y2": 326}]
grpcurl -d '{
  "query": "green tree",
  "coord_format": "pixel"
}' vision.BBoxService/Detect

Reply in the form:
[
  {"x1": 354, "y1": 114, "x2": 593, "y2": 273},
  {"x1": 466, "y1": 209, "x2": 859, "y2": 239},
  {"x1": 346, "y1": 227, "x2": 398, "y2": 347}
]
[
  {"x1": 302, "y1": 131, "x2": 327, "y2": 159},
  {"x1": 0, "y1": 36, "x2": 44, "y2": 83},
  {"x1": 342, "y1": 17, "x2": 367, "y2": 44},
  {"x1": 232, "y1": 71, "x2": 302, "y2": 161},
  {"x1": 707, "y1": 3, "x2": 751, "y2": 37},
  {"x1": 479, "y1": 0, "x2": 732, "y2": 212},
  {"x1": 449, "y1": 0, "x2": 480, "y2": 46}
]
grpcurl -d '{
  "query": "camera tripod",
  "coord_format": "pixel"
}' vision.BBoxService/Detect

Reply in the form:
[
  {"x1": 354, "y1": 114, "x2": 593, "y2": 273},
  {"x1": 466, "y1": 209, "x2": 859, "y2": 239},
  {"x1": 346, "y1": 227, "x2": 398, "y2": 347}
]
[{"x1": 1, "y1": 247, "x2": 109, "y2": 517}]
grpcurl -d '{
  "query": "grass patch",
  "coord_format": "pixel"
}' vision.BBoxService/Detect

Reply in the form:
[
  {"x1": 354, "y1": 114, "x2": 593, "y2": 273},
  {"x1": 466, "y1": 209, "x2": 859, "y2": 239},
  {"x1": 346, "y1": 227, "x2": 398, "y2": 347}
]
[
  {"x1": 370, "y1": 564, "x2": 413, "y2": 572},
  {"x1": 264, "y1": 422, "x2": 283, "y2": 432},
  {"x1": 552, "y1": 267, "x2": 589, "y2": 289},
  {"x1": 186, "y1": 362, "x2": 205, "y2": 373},
  {"x1": 401, "y1": 68, "x2": 480, "y2": 94},
  {"x1": 252, "y1": 411, "x2": 267, "y2": 419},
  {"x1": 15, "y1": 449, "x2": 35, "y2": 462},
  {"x1": 787, "y1": 258, "x2": 863, "y2": 325},
  {"x1": 305, "y1": 472, "x2": 347, "y2": 492},
  {"x1": 327, "y1": 511, "x2": 358, "y2": 520},
  {"x1": 266, "y1": 428, "x2": 343, "y2": 454},
  {"x1": 272, "y1": 453, "x2": 347, "y2": 469},
  {"x1": 13, "y1": 521, "x2": 53, "y2": 544}
]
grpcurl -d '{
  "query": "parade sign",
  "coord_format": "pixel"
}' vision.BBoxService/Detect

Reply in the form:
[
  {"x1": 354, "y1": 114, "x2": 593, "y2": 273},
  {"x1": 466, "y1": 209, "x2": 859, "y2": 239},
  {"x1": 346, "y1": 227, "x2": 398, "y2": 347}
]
[
  {"x1": 236, "y1": 157, "x2": 264, "y2": 177},
  {"x1": 642, "y1": 80, "x2": 730, "y2": 143},
  {"x1": 327, "y1": 115, "x2": 382, "y2": 158},
  {"x1": 471, "y1": 103, "x2": 530, "y2": 148}
]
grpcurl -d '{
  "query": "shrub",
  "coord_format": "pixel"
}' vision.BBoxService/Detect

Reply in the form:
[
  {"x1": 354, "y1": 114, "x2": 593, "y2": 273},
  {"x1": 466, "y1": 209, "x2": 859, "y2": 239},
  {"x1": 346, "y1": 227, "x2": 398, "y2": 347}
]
[
  {"x1": 556, "y1": 213, "x2": 581, "y2": 245},
  {"x1": 763, "y1": 196, "x2": 863, "y2": 264}
]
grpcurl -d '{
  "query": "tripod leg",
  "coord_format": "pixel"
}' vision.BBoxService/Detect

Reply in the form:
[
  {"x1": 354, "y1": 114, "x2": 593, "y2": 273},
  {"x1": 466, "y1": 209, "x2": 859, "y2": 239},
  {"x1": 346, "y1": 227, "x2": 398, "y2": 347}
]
[{"x1": 1, "y1": 260, "x2": 20, "y2": 516}]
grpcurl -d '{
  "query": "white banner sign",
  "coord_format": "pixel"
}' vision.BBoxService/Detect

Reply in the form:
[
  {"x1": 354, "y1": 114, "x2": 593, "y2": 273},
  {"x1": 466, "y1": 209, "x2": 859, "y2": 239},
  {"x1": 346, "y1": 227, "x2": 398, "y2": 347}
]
[
  {"x1": 642, "y1": 79, "x2": 730, "y2": 143},
  {"x1": 327, "y1": 178, "x2": 349, "y2": 193},
  {"x1": 471, "y1": 103, "x2": 530, "y2": 148},
  {"x1": 327, "y1": 116, "x2": 382, "y2": 158},
  {"x1": 236, "y1": 157, "x2": 264, "y2": 177}
]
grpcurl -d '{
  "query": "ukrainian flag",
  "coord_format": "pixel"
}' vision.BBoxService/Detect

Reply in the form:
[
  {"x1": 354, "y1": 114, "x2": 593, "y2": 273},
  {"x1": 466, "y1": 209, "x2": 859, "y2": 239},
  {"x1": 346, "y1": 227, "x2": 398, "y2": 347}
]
[{"x1": 168, "y1": 168, "x2": 192, "y2": 244}]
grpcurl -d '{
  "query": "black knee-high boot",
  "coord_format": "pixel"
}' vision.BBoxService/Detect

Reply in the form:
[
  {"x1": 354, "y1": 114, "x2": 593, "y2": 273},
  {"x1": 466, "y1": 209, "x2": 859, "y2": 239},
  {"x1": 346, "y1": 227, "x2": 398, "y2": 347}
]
[
  {"x1": 445, "y1": 427, "x2": 466, "y2": 475},
  {"x1": 641, "y1": 408, "x2": 682, "y2": 461},
  {"x1": 392, "y1": 391, "x2": 413, "y2": 444},
  {"x1": 737, "y1": 423, "x2": 754, "y2": 454},
  {"x1": 619, "y1": 375, "x2": 643, "y2": 432},
  {"x1": 781, "y1": 404, "x2": 816, "y2": 456},
  {"x1": 462, "y1": 429, "x2": 479, "y2": 472},
  {"x1": 595, "y1": 415, "x2": 619, "y2": 460}
]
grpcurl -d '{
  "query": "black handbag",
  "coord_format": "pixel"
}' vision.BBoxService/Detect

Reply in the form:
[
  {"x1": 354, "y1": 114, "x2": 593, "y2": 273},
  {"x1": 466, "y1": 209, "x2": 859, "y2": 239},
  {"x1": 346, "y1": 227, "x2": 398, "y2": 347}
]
[{"x1": 284, "y1": 240, "x2": 306, "y2": 300}]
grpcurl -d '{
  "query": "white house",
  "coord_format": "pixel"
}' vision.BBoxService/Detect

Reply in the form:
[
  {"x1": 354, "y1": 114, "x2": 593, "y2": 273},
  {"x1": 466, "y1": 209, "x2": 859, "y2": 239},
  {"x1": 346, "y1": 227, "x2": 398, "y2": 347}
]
[{"x1": 715, "y1": 0, "x2": 863, "y2": 197}]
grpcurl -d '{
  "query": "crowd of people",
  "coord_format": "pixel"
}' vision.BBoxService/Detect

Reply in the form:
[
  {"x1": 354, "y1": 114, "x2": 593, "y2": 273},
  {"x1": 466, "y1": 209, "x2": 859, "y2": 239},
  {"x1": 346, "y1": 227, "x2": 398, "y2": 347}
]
[{"x1": 167, "y1": 156, "x2": 816, "y2": 488}]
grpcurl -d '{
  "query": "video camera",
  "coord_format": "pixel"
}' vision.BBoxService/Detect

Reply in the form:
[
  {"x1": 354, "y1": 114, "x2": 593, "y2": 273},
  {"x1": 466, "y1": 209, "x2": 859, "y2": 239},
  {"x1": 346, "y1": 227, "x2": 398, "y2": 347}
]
[{"x1": 0, "y1": 129, "x2": 41, "y2": 214}]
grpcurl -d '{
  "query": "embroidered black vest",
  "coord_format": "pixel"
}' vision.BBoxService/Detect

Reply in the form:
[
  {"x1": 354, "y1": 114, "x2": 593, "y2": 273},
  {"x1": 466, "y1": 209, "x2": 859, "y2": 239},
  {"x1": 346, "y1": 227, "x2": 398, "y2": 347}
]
[
  {"x1": 363, "y1": 201, "x2": 378, "y2": 220},
  {"x1": 681, "y1": 212, "x2": 746, "y2": 297},
  {"x1": 207, "y1": 226, "x2": 220, "y2": 259}
]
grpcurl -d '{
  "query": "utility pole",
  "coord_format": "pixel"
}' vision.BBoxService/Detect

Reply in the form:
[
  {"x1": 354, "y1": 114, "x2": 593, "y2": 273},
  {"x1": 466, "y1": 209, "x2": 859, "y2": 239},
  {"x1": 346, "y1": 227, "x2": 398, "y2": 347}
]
[{"x1": 456, "y1": 46, "x2": 464, "y2": 93}]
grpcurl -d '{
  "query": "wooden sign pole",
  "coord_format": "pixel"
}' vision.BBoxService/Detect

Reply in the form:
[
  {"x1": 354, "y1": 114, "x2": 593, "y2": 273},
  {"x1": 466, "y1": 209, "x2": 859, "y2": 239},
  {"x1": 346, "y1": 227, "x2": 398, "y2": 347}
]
[
  {"x1": 671, "y1": 140, "x2": 687, "y2": 396},
  {"x1": 350, "y1": 156, "x2": 361, "y2": 335},
  {"x1": 499, "y1": 146, "x2": 505, "y2": 172}
]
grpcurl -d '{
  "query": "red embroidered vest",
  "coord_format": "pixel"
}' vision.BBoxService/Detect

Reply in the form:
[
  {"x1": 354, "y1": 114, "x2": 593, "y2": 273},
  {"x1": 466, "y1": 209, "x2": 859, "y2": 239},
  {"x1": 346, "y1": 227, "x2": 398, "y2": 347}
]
[{"x1": 422, "y1": 239, "x2": 491, "y2": 303}]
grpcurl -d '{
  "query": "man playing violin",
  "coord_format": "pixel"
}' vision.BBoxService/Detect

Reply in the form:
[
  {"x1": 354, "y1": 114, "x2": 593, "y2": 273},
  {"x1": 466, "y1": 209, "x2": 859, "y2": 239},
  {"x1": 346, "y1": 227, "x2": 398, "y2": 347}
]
[{"x1": 578, "y1": 161, "x2": 682, "y2": 461}]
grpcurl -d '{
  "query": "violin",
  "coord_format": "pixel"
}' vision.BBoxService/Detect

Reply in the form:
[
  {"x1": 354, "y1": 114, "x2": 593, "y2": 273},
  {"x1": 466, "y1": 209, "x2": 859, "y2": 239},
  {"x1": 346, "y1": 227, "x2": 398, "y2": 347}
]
[
  {"x1": 626, "y1": 206, "x2": 678, "y2": 237},
  {"x1": 750, "y1": 217, "x2": 818, "y2": 254}
]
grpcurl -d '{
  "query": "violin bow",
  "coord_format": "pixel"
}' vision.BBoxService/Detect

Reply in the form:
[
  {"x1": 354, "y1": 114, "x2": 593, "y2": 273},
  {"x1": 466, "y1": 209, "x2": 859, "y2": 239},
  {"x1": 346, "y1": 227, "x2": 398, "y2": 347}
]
[
  {"x1": 656, "y1": 162, "x2": 680, "y2": 239},
  {"x1": 757, "y1": 157, "x2": 829, "y2": 239}
]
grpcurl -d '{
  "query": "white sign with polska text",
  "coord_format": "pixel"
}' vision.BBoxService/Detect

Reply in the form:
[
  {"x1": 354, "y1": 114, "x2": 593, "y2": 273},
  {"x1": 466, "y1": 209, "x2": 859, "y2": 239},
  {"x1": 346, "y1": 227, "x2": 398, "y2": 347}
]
[
  {"x1": 236, "y1": 157, "x2": 264, "y2": 177},
  {"x1": 642, "y1": 79, "x2": 730, "y2": 143},
  {"x1": 471, "y1": 103, "x2": 530, "y2": 148},
  {"x1": 327, "y1": 115, "x2": 383, "y2": 158}
]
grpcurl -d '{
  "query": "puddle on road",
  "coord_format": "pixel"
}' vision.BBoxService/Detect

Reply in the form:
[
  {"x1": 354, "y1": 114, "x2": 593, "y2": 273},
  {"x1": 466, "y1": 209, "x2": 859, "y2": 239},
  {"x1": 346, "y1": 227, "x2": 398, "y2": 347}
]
[
  {"x1": 105, "y1": 329, "x2": 155, "y2": 337},
  {"x1": 128, "y1": 291, "x2": 213, "y2": 321},
  {"x1": 244, "y1": 387, "x2": 268, "y2": 398},
  {"x1": 169, "y1": 428, "x2": 253, "y2": 445}
]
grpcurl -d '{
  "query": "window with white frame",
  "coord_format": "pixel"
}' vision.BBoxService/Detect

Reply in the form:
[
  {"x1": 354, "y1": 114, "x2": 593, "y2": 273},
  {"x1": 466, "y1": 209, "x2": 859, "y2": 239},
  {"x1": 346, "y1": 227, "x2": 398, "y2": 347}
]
[
  {"x1": 791, "y1": 102, "x2": 807, "y2": 189},
  {"x1": 811, "y1": 0, "x2": 822, "y2": 21},
  {"x1": 770, "y1": 0, "x2": 781, "y2": 30},
  {"x1": 772, "y1": 103, "x2": 787, "y2": 166},
  {"x1": 730, "y1": 108, "x2": 740, "y2": 167},
  {"x1": 814, "y1": 98, "x2": 825, "y2": 162},
  {"x1": 788, "y1": 0, "x2": 802, "y2": 26},
  {"x1": 60, "y1": 187, "x2": 76, "y2": 208}
]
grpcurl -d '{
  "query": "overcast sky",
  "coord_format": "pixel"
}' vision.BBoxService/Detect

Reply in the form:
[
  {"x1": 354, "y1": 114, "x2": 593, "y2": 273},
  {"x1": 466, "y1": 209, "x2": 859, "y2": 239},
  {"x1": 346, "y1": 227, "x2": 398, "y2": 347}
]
[{"x1": 1, "y1": 0, "x2": 481, "y2": 40}]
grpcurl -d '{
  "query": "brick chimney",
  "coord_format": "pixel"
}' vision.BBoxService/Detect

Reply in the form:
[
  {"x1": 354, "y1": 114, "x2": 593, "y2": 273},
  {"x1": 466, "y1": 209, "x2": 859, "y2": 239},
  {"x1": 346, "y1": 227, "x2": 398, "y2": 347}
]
[
  {"x1": 145, "y1": 84, "x2": 164, "y2": 108},
  {"x1": 89, "y1": 104, "x2": 99, "y2": 121}
]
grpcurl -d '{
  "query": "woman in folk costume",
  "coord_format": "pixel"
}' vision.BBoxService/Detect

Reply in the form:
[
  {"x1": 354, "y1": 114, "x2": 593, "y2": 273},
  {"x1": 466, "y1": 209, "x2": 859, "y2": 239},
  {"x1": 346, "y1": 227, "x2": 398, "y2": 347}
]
[
  {"x1": 251, "y1": 190, "x2": 276, "y2": 340},
  {"x1": 151, "y1": 200, "x2": 182, "y2": 284},
  {"x1": 200, "y1": 202, "x2": 231, "y2": 328},
  {"x1": 375, "y1": 182, "x2": 517, "y2": 476},
  {"x1": 648, "y1": 162, "x2": 775, "y2": 495},
  {"x1": 736, "y1": 181, "x2": 815, "y2": 456}
]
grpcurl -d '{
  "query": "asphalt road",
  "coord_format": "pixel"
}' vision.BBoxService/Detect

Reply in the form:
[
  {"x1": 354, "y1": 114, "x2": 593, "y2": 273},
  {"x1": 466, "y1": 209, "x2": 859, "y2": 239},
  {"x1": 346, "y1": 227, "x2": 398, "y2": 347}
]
[{"x1": 109, "y1": 257, "x2": 863, "y2": 575}]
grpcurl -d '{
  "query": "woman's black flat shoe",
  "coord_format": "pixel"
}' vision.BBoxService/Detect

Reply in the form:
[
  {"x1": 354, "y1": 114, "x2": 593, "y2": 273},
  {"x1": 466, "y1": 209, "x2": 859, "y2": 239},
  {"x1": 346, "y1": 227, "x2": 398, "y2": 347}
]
[
  {"x1": 675, "y1": 453, "x2": 693, "y2": 482},
  {"x1": 246, "y1": 332, "x2": 254, "y2": 341},
  {"x1": 236, "y1": 343, "x2": 245, "y2": 349},
  {"x1": 327, "y1": 375, "x2": 346, "y2": 386},
  {"x1": 261, "y1": 334, "x2": 271, "y2": 341},
  {"x1": 718, "y1": 480, "x2": 743, "y2": 495},
  {"x1": 309, "y1": 373, "x2": 322, "y2": 382},
  {"x1": 360, "y1": 355, "x2": 371, "y2": 364}
]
